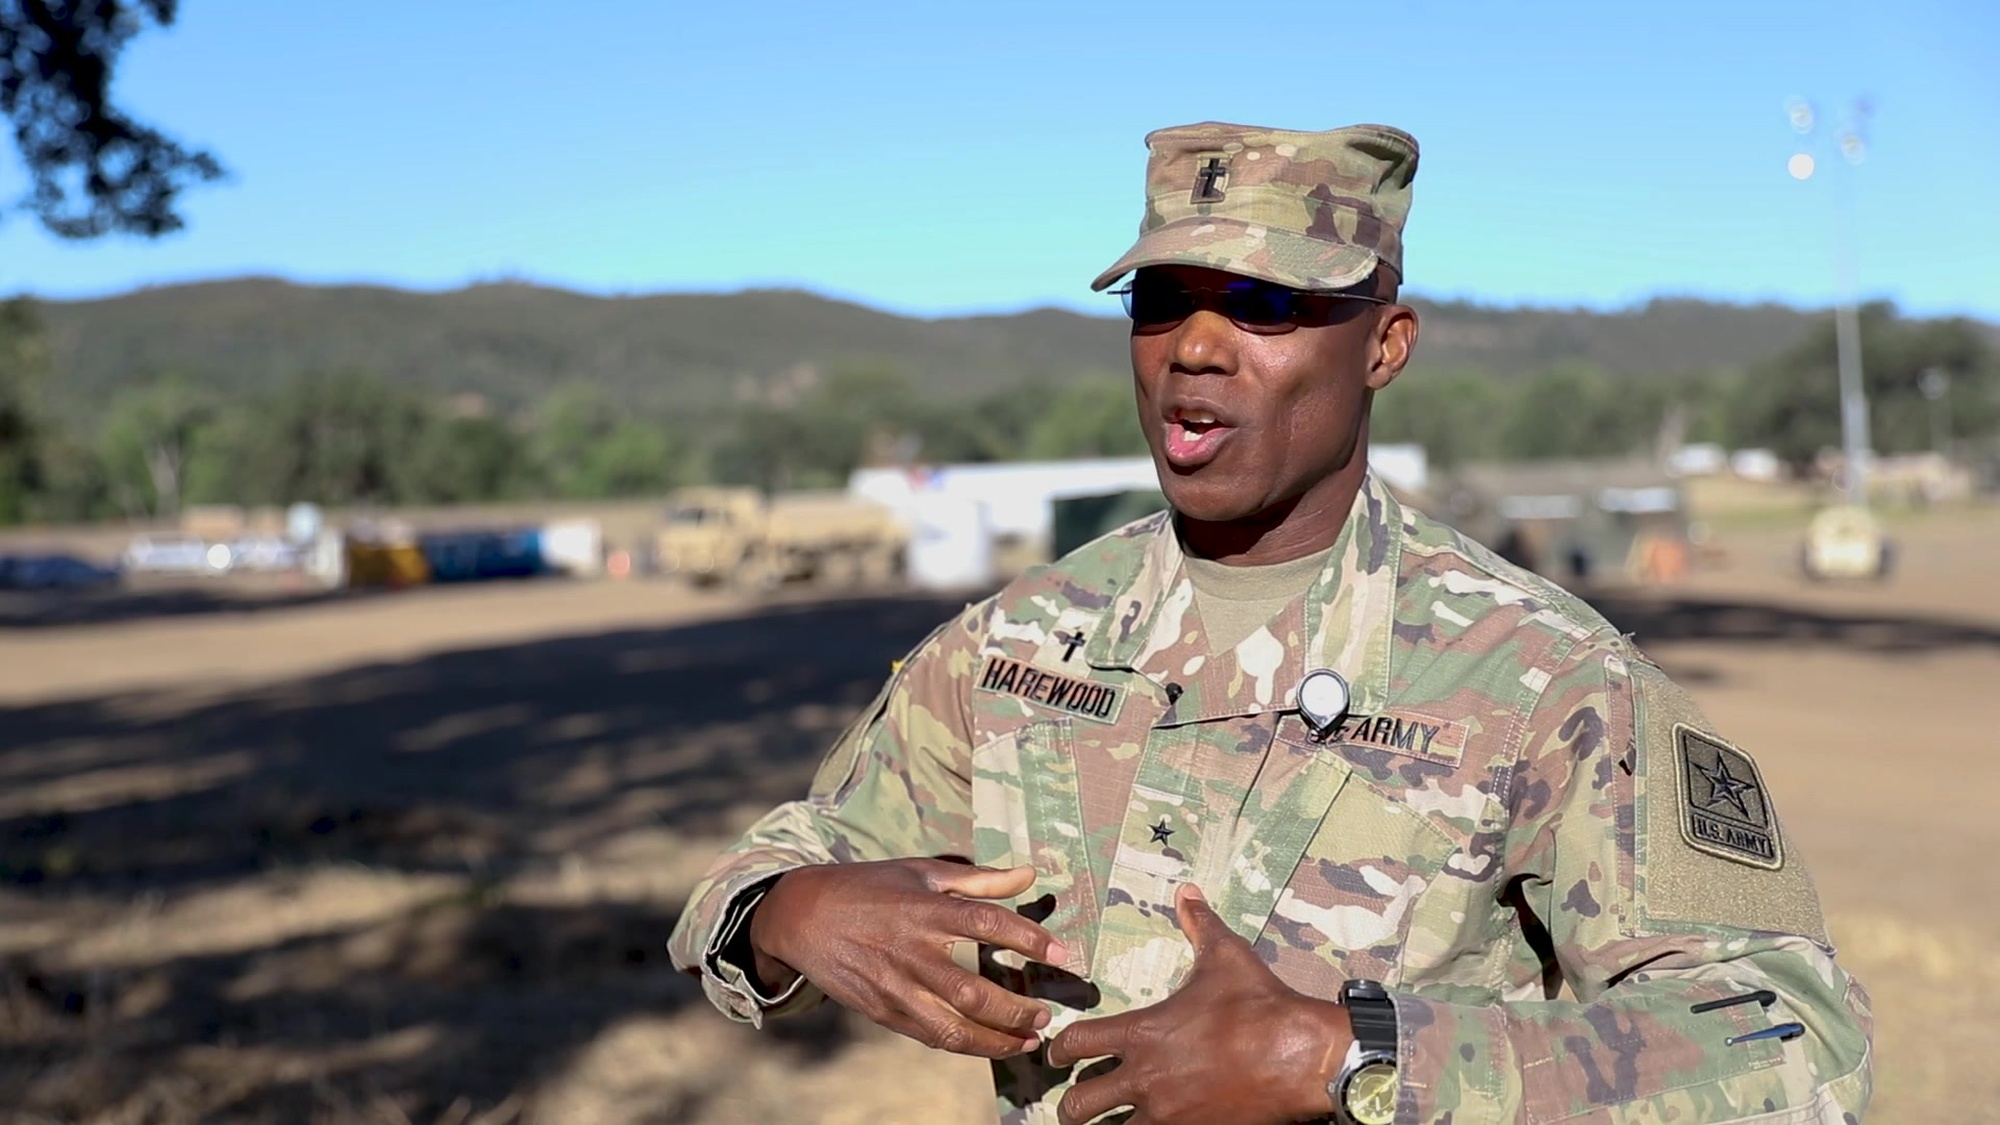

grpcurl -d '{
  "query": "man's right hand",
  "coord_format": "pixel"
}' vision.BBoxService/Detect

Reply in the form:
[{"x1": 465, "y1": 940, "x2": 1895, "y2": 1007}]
[{"x1": 747, "y1": 858, "x2": 1068, "y2": 1059}]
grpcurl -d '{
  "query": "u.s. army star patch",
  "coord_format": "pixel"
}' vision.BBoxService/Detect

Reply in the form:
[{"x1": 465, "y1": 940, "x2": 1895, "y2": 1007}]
[{"x1": 1675, "y1": 725, "x2": 1783, "y2": 870}]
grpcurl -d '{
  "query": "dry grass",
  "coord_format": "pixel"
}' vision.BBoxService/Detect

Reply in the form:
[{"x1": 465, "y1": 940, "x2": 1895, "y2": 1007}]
[{"x1": 1828, "y1": 913, "x2": 2000, "y2": 1115}]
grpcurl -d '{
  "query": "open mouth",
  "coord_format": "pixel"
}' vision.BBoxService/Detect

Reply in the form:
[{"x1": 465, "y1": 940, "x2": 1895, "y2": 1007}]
[{"x1": 1163, "y1": 408, "x2": 1236, "y2": 468}]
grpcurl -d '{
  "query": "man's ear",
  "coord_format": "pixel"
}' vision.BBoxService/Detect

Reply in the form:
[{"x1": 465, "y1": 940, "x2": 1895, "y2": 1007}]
[{"x1": 1365, "y1": 305, "x2": 1419, "y2": 392}]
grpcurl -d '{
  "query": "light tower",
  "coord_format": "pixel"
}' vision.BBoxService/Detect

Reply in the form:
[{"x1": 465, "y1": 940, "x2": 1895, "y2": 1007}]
[{"x1": 1786, "y1": 97, "x2": 1874, "y2": 505}]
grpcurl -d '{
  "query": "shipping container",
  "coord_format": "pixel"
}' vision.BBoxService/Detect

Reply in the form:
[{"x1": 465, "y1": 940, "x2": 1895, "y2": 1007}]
[{"x1": 418, "y1": 529, "x2": 548, "y2": 583}]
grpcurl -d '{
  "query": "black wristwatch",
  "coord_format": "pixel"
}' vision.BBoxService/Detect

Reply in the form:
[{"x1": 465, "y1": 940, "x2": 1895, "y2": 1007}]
[{"x1": 1329, "y1": 979, "x2": 1400, "y2": 1125}]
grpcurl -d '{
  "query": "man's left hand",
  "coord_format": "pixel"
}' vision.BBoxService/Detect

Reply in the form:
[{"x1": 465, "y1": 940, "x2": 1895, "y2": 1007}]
[{"x1": 1046, "y1": 883, "x2": 1353, "y2": 1125}]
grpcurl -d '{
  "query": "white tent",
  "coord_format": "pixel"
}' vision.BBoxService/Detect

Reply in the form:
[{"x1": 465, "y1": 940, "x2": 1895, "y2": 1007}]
[{"x1": 851, "y1": 458, "x2": 1163, "y2": 544}]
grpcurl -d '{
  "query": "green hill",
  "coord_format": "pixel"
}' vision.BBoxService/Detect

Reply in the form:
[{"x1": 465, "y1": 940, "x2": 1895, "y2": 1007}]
[
  {"x1": 30, "y1": 276, "x2": 1981, "y2": 414},
  {"x1": 35, "y1": 279, "x2": 1132, "y2": 414}
]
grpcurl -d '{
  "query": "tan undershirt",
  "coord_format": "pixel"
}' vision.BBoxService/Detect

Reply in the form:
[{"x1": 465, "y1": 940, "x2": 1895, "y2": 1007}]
[{"x1": 1182, "y1": 546, "x2": 1333, "y2": 655}]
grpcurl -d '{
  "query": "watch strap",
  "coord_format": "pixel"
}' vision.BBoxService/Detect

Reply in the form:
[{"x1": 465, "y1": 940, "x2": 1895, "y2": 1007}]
[
  {"x1": 1340, "y1": 980, "x2": 1399, "y2": 1054},
  {"x1": 1346, "y1": 995, "x2": 1399, "y2": 1055}
]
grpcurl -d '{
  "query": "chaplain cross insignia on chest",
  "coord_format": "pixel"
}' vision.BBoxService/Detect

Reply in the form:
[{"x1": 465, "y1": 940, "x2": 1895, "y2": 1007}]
[
  {"x1": 1058, "y1": 630, "x2": 1087, "y2": 662},
  {"x1": 1148, "y1": 819, "x2": 1174, "y2": 845}
]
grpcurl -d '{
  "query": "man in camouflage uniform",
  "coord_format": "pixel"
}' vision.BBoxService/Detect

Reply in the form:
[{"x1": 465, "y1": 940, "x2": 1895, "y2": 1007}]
[{"x1": 669, "y1": 122, "x2": 1873, "y2": 1124}]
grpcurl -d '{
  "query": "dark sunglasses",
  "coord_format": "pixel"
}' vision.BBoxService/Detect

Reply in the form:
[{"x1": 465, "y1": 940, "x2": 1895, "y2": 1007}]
[{"x1": 1111, "y1": 274, "x2": 1388, "y2": 332}]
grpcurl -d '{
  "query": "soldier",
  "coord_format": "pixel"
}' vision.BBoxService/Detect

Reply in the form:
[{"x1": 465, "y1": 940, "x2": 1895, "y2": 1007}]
[{"x1": 669, "y1": 122, "x2": 1873, "y2": 1124}]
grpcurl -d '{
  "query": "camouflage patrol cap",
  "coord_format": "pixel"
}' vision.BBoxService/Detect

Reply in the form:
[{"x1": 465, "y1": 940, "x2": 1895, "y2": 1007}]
[{"x1": 1091, "y1": 122, "x2": 1419, "y2": 292}]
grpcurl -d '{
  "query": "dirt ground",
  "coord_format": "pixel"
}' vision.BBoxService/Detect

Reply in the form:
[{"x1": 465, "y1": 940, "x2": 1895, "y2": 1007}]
[{"x1": 2, "y1": 508, "x2": 1996, "y2": 1124}]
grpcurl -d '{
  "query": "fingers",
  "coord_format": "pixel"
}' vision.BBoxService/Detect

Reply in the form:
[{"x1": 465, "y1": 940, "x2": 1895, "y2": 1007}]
[
  {"x1": 812, "y1": 949, "x2": 1042, "y2": 1060},
  {"x1": 913, "y1": 861, "x2": 1071, "y2": 964},
  {"x1": 907, "y1": 955, "x2": 1051, "y2": 1040},
  {"x1": 1057, "y1": 1063, "x2": 1142, "y2": 1125},
  {"x1": 1174, "y1": 882, "x2": 1238, "y2": 958},
  {"x1": 885, "y1": 988, "x2": 1044, "y2": 1059},
  {"x1": 1046, "y1": 1009, "x2": 1139, "y2": 1069},
  {"x1": 937, "y1": 896, "x2": 1070, "y2": 966},
  {"x1": 925, "y1": 860, "x2": 1037, "y2": 901}
]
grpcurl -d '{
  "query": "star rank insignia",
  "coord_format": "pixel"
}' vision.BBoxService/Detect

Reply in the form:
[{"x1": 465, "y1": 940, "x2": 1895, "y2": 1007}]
[
  {"x1": 1675, "y1": 725, "x2": 1783, "y2": 870},
  {"x1": 1149, "y1": 819, "x2": 1175, "y2": 845}
]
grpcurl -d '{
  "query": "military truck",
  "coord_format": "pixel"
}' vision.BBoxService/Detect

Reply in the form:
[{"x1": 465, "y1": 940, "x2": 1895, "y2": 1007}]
[
  {"x1": 653, "y1": 486, "x2": 906, "y2": 590},
  {"x1": 1801, "y1": 504, "x2": 1894, "y2": 581}
]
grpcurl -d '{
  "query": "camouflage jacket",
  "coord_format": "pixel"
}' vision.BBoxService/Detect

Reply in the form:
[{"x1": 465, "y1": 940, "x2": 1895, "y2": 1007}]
[{"x1": 669, "y1": 474, "x2": 1874, "y2": 1124}]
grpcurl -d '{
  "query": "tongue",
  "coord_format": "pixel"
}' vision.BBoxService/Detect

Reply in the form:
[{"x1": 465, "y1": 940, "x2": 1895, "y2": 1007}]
[{"x1": 1166, "y1": 420, "x2": 1231, "y2": 462}]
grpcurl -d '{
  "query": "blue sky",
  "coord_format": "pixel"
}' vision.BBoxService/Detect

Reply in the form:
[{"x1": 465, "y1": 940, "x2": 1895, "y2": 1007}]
[{"x1": 1, "y1": 0, "x2": 1995, "y2": 319}]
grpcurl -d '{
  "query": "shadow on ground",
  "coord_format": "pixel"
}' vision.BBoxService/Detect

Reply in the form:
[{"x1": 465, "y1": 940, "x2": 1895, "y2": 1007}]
[
  {"x1": 1588, "y1": 588, "x2": 2000, "y2": 655},
  {"x1": 0, "y1": 580, "x2": 377, "y2": 630},
  {"x1": 0, "y1": 592, "x2": 966, "y2": 1123}
]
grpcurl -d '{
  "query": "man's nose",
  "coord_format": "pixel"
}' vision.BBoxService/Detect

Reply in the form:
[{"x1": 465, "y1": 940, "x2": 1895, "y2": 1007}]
[{"x1": 1169, "y1": 308, "x2": 1240, "y2": 376}]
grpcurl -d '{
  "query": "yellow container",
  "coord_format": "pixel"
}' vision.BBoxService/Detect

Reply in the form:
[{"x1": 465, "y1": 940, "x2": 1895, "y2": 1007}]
[{"x1": 344, "y1": 542, "x2": 433, "y2": 588}]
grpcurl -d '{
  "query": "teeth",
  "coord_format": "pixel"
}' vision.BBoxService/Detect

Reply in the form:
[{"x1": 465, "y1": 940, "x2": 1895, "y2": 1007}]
[{"x1": 1179, "y1": 412, "x2": 1217, "y2": 425}]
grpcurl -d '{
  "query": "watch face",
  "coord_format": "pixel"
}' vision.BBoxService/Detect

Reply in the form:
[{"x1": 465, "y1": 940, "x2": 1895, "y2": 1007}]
[{"x1": 1345, "y1": 1061, "x2": 1398, "y2": 1125}]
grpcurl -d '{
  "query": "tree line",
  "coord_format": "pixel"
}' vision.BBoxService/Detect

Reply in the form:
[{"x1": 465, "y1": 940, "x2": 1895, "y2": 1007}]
[
  {"x1": 0, "y1": 296, "x2": 1992, "y2": 526},
  {"x1": 1374, "y1": 301, "x2": 1994, "y2": 471},
  {"x1": 0, "y1": 297, "x2": 1153, "y2": 523}
]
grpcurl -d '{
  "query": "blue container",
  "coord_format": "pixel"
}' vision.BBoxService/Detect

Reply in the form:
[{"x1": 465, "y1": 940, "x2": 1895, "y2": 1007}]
[
  {"x1": 417, "y1": 529, "x2": 548, "y2": 583},
  {"x1": 0, "y1": 553, "x2": 121, "y2": 589}
]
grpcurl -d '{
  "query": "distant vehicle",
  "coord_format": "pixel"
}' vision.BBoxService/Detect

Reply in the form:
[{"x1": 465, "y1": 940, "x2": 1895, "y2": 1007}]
[
  {"x1": 654, "y1": 486, "x2": 906, "y2": 591},
  {"x1": 1802, "y1": 505, "x2": 1894, "y2": 581}
]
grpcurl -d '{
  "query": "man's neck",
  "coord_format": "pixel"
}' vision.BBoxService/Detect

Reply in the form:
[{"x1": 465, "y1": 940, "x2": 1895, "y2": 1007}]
[{"x1": 1177, "y1": 454, "x2": 1369, "y2": 567}]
